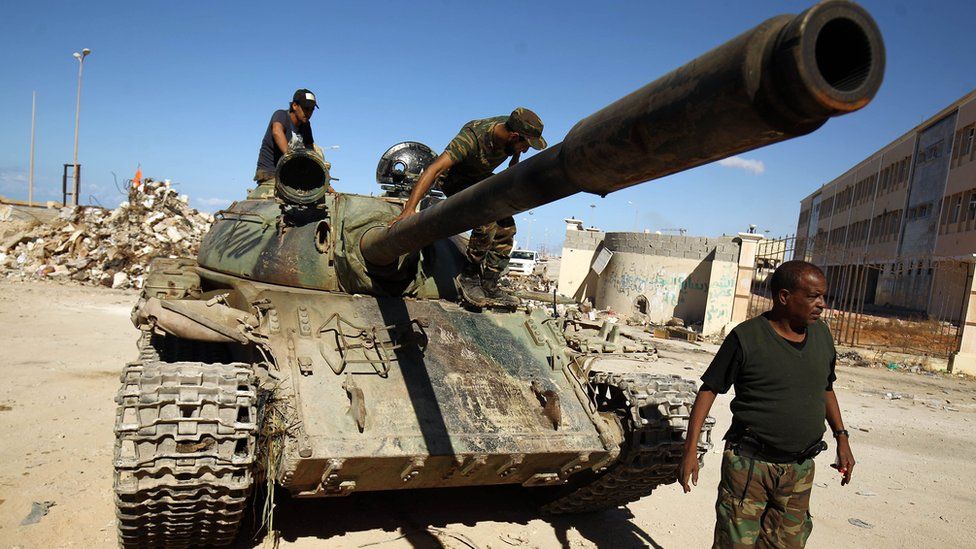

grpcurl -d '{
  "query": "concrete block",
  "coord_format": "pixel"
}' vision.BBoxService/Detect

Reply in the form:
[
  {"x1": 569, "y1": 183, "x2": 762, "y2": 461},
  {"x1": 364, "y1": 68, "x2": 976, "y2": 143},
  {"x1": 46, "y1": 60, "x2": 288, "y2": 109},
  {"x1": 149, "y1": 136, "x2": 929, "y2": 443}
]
[
  {"x1": 683, "y1": 250, "x2": 702, "y2": 260},
  {"x1": 950, "y1": 352, "x2": 976, "y2": 376}
]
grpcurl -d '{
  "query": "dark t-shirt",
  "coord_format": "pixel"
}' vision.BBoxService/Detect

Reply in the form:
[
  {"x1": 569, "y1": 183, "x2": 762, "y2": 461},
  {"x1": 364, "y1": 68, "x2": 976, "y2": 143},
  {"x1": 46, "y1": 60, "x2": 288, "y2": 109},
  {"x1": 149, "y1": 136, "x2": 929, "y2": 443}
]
[
  {"x1": 256, "y1": 109, "x2": 314, "y2": 173},
  {"x1": 701, "y1": 314, "x2": 837, "y2": 453}
]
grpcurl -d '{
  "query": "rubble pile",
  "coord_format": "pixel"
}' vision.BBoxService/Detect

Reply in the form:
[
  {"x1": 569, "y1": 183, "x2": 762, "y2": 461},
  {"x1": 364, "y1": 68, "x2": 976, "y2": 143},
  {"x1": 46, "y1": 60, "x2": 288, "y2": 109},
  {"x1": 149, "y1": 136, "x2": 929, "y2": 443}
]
[{"x1": 0, "y1": 179, "x2": 213, "y2": 289}]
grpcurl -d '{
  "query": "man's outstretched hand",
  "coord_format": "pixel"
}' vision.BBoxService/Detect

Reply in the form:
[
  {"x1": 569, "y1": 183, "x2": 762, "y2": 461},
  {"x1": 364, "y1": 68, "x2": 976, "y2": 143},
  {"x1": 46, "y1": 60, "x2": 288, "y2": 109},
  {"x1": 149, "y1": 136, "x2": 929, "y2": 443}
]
[{"x1": 678, "y1": 449, "x2": 700, "y2": 493}]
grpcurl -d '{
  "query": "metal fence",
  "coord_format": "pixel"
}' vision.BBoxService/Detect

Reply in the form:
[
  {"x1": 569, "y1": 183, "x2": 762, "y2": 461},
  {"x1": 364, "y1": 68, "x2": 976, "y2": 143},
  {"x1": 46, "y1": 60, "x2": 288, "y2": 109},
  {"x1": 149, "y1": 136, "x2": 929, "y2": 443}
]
[{"x1": 747, "y1": 235, "x2": 963, "y2": 358}]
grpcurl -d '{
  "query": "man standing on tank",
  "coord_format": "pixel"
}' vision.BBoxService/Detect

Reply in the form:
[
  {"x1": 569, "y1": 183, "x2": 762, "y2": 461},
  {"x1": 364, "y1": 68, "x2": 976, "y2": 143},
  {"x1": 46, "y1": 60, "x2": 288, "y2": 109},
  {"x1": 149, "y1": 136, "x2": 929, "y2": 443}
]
[
  {"x1": 679, "y1": 260, "x2": 856, "y2": 548},
  {"x1": 250, "y1": 89, "x2": 319, "y2": 199},
  {"x1": 390, "y1": 108, "x2": 547, "y2": 307}
]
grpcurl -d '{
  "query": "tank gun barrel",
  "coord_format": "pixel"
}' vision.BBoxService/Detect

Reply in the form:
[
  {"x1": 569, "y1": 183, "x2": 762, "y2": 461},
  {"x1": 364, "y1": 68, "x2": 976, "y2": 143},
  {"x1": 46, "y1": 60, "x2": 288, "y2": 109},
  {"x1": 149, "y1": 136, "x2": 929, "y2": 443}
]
[{"x1": 361, "y1": 1, "x2": 884, "y2": 266}]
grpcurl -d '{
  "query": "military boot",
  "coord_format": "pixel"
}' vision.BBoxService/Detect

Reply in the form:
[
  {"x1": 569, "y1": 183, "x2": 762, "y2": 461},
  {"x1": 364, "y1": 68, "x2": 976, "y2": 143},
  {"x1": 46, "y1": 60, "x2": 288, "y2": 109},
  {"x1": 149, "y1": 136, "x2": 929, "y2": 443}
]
[
  {"x1": 481, "y1": 271, "x2": 519, "y2": 308},
  {"x1": 455, "y1": 261, "x2": 488, "y2": 307}
]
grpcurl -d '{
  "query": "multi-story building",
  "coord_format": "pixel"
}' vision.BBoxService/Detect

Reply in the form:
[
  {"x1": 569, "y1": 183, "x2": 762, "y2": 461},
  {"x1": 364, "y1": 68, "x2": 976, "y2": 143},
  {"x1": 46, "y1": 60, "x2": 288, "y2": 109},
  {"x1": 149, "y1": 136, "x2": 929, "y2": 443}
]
[{"x1": 795, "y1": 89, "x2": 976, "y2": 322}]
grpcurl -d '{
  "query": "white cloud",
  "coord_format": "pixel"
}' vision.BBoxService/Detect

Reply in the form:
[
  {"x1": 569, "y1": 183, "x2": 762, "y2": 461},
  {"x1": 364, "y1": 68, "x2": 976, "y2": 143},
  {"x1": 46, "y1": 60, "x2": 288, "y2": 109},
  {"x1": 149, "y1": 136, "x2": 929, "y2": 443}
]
[
  {"x1": 0, "y1": 168, "x2": 28, "y2": 193},
  {"x1": 194, "y1": 197, "x2": 233, "y2": 212},
  {"x1": 717, "y1": 156, "x2": 765, "y2": 175}
]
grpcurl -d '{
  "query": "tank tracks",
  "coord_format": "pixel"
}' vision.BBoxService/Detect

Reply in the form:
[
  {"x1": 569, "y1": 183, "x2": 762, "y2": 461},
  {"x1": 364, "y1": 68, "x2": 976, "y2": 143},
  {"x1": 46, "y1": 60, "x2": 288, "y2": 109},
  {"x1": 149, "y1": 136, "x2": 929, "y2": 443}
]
[
  {"x1": 542, "y1": 371, "x2": 713, "y2": 514},
  {"x1": 113, "y1": 357, "x2": 258, "y2": 548}
]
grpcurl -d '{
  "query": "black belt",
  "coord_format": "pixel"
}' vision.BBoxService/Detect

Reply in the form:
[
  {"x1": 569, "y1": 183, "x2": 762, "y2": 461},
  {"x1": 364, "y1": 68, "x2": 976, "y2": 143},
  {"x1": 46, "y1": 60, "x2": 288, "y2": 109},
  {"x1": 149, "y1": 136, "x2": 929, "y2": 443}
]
[{"x1": 730, "y1": 434, "x2": 826, "y2": 464}]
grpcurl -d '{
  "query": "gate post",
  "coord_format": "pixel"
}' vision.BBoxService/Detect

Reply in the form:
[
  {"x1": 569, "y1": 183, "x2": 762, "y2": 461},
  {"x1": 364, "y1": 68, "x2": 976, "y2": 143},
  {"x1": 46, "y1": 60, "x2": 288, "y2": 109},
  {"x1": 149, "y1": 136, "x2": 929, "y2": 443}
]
[
  {"x1": 949, "y1": 259, "x2": 976, "y2": 375},
  {"x1": 728, "y1": 233, "x2": 764, "y2": 331}
]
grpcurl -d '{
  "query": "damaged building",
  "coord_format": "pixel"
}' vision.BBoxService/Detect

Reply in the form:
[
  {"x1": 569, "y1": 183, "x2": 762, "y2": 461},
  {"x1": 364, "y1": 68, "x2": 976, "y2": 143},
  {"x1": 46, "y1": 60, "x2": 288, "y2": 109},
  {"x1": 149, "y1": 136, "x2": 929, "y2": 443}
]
[
  {"x1": 558, "y1": 218, "x2": 763, "y2": 337},
  {"x1": 794, "y1": 88, "x2": 976, "y2": 373}
]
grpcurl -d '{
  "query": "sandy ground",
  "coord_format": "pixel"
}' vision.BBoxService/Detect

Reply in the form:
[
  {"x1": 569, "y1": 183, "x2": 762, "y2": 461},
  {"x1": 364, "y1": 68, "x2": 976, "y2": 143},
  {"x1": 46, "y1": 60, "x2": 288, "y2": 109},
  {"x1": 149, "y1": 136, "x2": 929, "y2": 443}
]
[{"x1": 0, "y1": 279, "x2": 974, "y2": 548}]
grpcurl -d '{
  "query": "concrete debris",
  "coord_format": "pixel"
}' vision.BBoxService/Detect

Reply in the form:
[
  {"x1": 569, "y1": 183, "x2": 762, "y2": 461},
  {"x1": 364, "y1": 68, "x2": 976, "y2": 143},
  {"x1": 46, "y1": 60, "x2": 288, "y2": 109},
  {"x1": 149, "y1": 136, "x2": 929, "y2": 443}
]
[
  {"x1": 507, "y1": 273, "x2": 553, "y2": 295},
  {"x1": 652, "y1": 325, "x2": 702, "y2": 343},
  {"x1": 0, "y1": 179, "x2": 213, "y2": 290},
  {"x1": 837, "y1": 350, "x2": 862, "y2": 361}
]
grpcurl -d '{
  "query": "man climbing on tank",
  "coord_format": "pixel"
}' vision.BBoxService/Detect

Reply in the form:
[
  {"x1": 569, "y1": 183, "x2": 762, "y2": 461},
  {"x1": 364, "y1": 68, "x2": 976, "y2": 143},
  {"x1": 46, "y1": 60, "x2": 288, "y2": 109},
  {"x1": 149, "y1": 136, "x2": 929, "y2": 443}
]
[
  {"x1": 390, "y1": 107, "x2": 547, "y2": 307},
  {"x1": 250, "y1": 88, "x2": 320, "y2": 199}
]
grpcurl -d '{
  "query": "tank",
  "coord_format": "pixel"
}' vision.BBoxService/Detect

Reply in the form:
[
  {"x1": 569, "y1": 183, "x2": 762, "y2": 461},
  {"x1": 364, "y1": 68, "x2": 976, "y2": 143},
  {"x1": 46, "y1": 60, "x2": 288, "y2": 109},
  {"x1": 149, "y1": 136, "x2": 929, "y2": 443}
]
[{"x1": 113, "y1": 2, "x2": 884, "y2": 546}]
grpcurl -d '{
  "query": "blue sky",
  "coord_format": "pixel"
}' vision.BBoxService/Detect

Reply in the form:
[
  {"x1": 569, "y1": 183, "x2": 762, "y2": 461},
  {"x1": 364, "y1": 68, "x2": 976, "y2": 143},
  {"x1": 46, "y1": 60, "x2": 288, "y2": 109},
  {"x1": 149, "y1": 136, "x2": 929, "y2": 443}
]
[{"x1": 1, "y1": 1, "x2": 973, "y2": 252}]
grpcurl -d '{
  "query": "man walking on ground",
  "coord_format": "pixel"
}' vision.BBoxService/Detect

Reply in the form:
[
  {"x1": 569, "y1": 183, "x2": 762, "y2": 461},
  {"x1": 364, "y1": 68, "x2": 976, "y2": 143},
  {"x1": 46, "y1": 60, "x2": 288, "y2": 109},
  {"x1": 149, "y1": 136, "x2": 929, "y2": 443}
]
[
  {"x1": 390, "y1": 108, "x2": 547, "y2": 307},
  {"x1": 679, "y1": 260, "x2": 855, "y2": 548},
  {"x1": 251, "y1": 88, "x2": 319, "y2": 199}
]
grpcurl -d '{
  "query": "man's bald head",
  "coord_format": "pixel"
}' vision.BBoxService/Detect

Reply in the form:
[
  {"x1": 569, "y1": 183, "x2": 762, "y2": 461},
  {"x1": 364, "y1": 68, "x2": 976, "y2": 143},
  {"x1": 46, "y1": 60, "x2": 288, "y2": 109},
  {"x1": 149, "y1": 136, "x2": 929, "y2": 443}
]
[{"x1": 770, "y1": 261, "x2": 825, "y2": 295}]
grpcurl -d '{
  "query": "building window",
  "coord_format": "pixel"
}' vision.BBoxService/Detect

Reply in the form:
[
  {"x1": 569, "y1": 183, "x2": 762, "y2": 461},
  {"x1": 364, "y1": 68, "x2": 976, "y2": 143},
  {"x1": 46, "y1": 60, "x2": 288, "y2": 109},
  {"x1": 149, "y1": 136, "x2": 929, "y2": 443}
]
[
  {"x1": 953, "y1": 125, "x2": 975, "y2": 168},
  {"x1": 968, "y1": 194, "x2": 976, "y2": 222},
  {"x1": 951, "y1": 196, "x2": 962, "y2": 223}
]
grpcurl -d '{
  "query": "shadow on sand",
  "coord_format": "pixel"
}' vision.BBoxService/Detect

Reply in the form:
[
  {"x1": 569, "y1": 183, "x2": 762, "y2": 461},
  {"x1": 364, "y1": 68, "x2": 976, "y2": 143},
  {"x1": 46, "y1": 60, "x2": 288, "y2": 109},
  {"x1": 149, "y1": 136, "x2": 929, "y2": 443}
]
[{"x1": 235, "y1": 484, "x2": 663, "y2": 548}]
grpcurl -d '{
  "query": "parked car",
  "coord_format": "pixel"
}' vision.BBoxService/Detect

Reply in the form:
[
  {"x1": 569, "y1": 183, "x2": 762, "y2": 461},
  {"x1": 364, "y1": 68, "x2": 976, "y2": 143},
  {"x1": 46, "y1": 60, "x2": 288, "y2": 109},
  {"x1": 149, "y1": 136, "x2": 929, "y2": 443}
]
[{"x1": 508, "y1": 249, "x2": 539, "y2": 276}]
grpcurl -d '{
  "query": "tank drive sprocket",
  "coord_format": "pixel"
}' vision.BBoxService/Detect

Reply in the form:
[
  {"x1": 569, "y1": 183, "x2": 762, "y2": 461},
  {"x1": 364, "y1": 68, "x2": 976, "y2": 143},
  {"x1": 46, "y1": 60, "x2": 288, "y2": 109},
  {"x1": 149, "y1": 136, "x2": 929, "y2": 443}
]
[
  {"x1": 113, "y1": 359, "x2": 258, "y2": 548},
  {"x1": 541, "y1": 371, "x2": 714, "y2": 514}
]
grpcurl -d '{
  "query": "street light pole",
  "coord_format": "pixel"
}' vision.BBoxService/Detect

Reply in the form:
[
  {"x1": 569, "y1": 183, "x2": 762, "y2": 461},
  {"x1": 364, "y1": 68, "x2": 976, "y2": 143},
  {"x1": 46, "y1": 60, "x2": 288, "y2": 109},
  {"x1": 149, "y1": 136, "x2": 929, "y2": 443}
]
[
  {"x1": 29, "y1": 91, "x2": 36, "y2": 207},
  {"x1": 524, "y1": 211, "x2": 534, "y2": 250},
  {"x1": 71, "y1": 48, "x2": 91, "y2": 206}
]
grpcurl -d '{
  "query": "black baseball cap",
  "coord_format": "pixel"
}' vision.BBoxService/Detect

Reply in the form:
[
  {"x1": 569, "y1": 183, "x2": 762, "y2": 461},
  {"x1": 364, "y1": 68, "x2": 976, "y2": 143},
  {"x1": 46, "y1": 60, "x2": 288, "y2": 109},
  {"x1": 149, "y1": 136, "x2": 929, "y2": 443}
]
[{"x1": 292, "y1": 89, "x2": 318, "y2": 112}]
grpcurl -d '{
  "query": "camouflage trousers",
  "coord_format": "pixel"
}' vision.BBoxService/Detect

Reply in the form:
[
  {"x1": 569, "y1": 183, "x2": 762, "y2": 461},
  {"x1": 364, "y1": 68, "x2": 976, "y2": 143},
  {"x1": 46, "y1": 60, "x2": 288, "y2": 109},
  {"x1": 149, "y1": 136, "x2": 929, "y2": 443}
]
[
  {"x1": 713, "y1": 445, "x2": 816, "y2": 548},
  {"x1": 467, "y1": 216, "x2": 516, "y2": 275}
]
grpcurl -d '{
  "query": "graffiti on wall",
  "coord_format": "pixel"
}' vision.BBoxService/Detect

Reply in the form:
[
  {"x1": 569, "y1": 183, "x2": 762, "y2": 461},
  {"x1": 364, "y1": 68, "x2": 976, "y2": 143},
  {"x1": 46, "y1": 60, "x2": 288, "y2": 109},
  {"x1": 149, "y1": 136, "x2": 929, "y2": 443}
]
[
  {"x1": 608, "y1": 270, "x2": 708, "y2": 307},
  {"x1": 704, "y1": 266, "x2": 737, "y2": 328}
]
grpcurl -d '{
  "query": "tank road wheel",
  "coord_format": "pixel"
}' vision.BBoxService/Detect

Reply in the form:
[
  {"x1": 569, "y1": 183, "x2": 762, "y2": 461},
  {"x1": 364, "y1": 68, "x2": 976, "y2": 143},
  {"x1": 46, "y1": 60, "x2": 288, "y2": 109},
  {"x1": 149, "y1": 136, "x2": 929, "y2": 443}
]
[
  {"x1": 113, "y1": 360, "x2": 258, "y2": 547},
  {"x1": 541, "y1": 372, "x2": 713, "y2": 514}
]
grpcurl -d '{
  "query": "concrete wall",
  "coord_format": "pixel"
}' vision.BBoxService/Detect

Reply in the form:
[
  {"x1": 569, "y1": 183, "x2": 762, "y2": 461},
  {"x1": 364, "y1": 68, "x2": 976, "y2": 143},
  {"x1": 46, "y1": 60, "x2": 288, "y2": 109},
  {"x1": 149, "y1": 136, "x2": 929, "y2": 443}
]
[
  {"x1": 556, "y1": 226, "x2": 604, "y2": 304},
  {"x1": 593, "y1": 232, "x2": 739, "y2": 335},
  {"x1": 927, "y1": 260, "x2": 968, "y2": 322},
  {"x1": 875, "y1": 260, "x2": 933, "y2": 311},
  {"x1": 949, "y1": 262, "x2": 976, "y2": 375}
]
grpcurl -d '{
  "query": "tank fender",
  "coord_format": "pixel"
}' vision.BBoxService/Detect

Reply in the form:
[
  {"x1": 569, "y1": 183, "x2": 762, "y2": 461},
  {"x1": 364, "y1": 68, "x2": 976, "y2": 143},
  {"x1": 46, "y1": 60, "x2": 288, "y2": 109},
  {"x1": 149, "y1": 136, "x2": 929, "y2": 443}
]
[{"x1": 132, "y1": 296, "x2": 258, "y2": 343}]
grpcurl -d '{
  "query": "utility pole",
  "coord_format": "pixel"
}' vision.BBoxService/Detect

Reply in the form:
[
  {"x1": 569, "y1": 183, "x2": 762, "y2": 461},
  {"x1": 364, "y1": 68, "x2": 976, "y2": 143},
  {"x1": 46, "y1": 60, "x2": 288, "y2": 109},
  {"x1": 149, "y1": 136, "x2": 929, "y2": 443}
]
[
  {"x1": 29, "y1": 91, "x2": 36, "y2": 207},
  {"x1": 71, "y1": 48, "x2": 91, "y2": 206}
]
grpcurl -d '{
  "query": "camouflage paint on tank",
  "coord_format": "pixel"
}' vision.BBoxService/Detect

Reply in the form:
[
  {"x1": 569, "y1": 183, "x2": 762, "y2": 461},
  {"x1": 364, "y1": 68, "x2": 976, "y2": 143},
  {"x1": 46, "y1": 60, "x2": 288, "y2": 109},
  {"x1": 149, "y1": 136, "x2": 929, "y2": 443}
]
[
  {"x1": 191, "y1": 277, "x2": 610, "y2": 493},
  {"x1": 197, "y1": 194, "x2": 463, "y2": 299}
]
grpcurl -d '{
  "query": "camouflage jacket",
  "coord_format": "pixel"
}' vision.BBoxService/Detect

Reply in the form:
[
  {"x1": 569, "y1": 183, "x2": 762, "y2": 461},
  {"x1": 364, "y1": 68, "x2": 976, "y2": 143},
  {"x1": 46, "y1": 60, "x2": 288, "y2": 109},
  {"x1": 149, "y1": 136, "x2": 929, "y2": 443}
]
[{"x1": 440, "y1": 116, "x2": 511, "y2": 195}]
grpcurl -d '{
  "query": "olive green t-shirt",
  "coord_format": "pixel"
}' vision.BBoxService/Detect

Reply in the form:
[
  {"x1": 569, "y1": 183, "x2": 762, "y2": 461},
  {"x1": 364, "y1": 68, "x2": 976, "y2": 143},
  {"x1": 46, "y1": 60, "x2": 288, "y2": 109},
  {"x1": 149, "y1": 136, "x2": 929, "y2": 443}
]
[
  {"x1": 440, "y1": 116, "x2": 511, "y2": 196},
  {"x1": 701, "y1": 314, "x2": 836, "y2": 453}
]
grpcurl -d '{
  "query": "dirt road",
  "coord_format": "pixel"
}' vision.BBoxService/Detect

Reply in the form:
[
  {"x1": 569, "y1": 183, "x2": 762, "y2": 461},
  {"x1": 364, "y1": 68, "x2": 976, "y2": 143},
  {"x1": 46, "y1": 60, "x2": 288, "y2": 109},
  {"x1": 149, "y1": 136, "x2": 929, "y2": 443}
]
[{"x1": 1, "y1": 280, "x2": 973, "y2": 548}]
